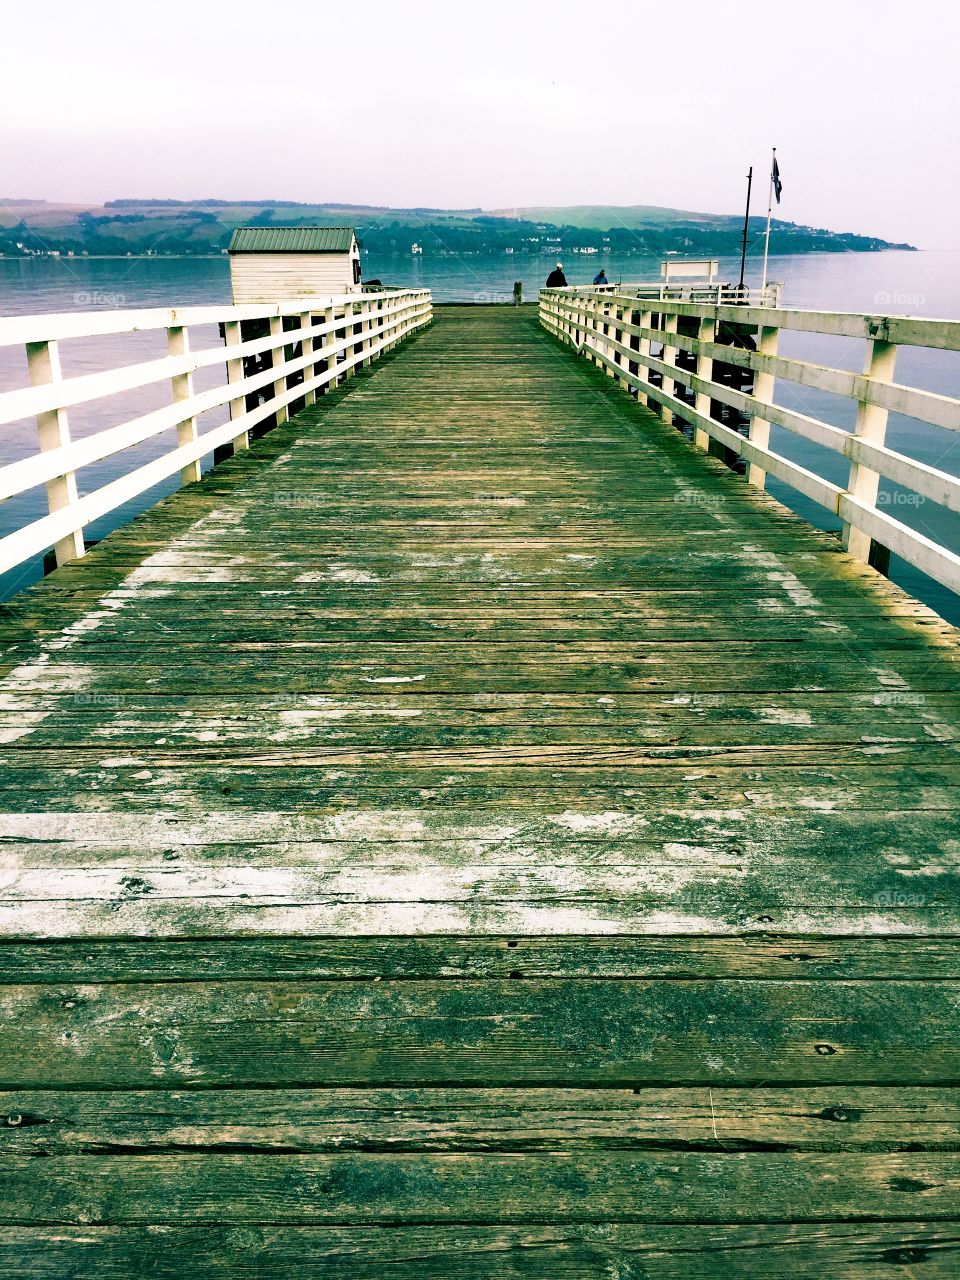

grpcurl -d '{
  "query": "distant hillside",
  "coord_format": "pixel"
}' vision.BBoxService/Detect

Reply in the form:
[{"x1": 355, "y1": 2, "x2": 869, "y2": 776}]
[
  {"x1": 0, "y1": 198, "x2": 916, "y2": 258},
  {"x1": 488, "y1": 204, "x2": 916, "y2": 251},
  {"x1": 491, "y1": 204, "x2": 727, "y2": 229}
]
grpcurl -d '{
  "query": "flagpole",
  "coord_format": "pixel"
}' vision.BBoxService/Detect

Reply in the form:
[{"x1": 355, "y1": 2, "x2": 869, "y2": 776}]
[
  {"x1": 737, "y1": 165, "x2": 753, "y2": 293},
  {"x1": 760, "y1": 146, "x2": 776, "y2": 295}
]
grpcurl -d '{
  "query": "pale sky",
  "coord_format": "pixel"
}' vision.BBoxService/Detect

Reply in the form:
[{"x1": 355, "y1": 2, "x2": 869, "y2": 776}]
[{"x1": 4, "y1": 0, "x2": 957, "y2": 246}]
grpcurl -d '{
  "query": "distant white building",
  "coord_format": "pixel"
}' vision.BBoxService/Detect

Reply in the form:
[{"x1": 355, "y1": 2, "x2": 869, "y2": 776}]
[{"x1": 227, "y1": 226, "x2": 361, "y2": 303}]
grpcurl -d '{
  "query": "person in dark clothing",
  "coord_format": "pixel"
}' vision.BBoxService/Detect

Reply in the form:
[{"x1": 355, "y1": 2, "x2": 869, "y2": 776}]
[
  {"x1": 593, "y1": 269, "x2": 609, "y2": 286},
  {"x1": 545, "y1": 262, "x2": 567, "y2": 287}
]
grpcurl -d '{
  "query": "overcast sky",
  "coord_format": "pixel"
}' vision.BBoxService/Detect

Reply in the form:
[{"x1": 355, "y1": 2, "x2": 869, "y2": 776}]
[{"x1": 4, "y1": 0, "x2": 957, "y2": 247}]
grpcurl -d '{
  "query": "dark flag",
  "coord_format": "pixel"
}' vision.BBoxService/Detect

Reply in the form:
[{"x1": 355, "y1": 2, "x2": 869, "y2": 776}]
[{"x1": 762, "y1": 148, "x2": 780, "y2": 290}]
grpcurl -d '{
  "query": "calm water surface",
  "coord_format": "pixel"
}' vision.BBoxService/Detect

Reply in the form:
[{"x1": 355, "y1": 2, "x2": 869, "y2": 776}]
[{"x1": 2, "y1": 249, "x2": 958, "y2": 621}]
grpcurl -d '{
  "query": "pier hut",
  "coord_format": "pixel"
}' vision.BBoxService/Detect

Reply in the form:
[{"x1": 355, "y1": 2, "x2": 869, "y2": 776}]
[{"x1": 227, "y1": 225, "x2": 362, "y2": 303}]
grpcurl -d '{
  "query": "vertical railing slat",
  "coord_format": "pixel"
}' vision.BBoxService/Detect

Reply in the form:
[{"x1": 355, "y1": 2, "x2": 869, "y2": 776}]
[
  {"x1": 636, "y1": 310, "x2": 652, "y2": 407},
  {"x1": 842, "y1": 337, "x2": 898, "y2": 562},
  {"x1": 25, "y1": 339, "x2": 85, "y2": 567},
  {"x1": 300, "y1": 311, "x2": 317, "y2": 407},
  {"x1": 349, "y1": 300, "x2": 359, "y2": 376},
  {"x1": 167, "y1": 325, "x2": 201, "y2": 485},
  {"x1": 325, "y1": 304, "x2": 338, "y2": 390},
  {"x1": 660, "y1": 314, "x2": 679, "y2": 424},
  {"x1": 693, "y1": 317, "x2": 716, "y2": 451},
  {"x1": 223, "y1": 320, "x2": 249, "y2": 453},
  {"x1": 747, "y1": 324, "x2": 780, "y2": 488},
  {"x1": 269, "y1": 315, "x2": 290, "y2": 426}
]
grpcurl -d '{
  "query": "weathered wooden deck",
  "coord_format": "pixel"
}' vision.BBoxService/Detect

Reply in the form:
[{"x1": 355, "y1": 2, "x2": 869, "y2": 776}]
[{"x1": 1, "y1": 306, "x2": 959, "y2": 1276}]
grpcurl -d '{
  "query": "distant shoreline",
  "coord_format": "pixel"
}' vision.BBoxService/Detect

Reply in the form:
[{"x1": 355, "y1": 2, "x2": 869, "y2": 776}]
[{"x1": 0, "y1": 247, "x2": 921, "y2": 263}]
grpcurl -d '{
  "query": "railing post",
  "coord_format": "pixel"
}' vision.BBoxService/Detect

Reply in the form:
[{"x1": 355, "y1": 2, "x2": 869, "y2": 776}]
[
  {"x1": 359, "y1": 299, "x2": 371, "y2": 366},
  {"x1": 660, "y1": 313, "x2": 678, "y2": 424},
  {"x1": 842, "y1": 337, "x2": 898, "y2": 562},
  {"x1": 325, "y1": 304, "x2": 338, "y2": 390},
  {"x1": 356, "y1": 300, "x2": 366, "y2": 367},
  {"x1": 693, "y1": 317, "x2": 716, "y2": 451},
  {"x1": 300, "y1": 311, "x2": 317, "y2": 406},
  {"x1": 616, "y1": 307, "x2": 630, "y2": 390},
  {"x1": 167, "y1": 326, "x2": 201, "y2": 484},
  {"x1": 584, "y1": 298, "x2": 597, "y2": 360},
  {"x1": 223, "y1": 320, "x2": 249, "y2": 454},
  {"x1": 375, "y1": 298, "x2": 384, "y2": 358},
  {"x1": 26, "y1": 339, "x2": 85, "y2": 567},
  {"x1": 269, "y1": 316, "x2": 289, "y2": 425},
  {"x1": 344, "y1": 302, "x2": 357, "y2": 378},
  {"x1": 636, "y1": 310, "x2": 652, "y2": 406},
  {"x1": 747, "y1": 325, "x2": 780, "y2": 488},
  {"x1": 603, "y1": 303, "x2": 616, "y2": 379},
  {"x1": 604, "y1": 300, "x2": 617, "y2": 376}
]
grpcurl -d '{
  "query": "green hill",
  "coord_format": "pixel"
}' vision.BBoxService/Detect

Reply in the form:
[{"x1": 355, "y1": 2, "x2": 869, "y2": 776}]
[{"x1": 0, "y1": 198, "x2": 915, "y2": 258}]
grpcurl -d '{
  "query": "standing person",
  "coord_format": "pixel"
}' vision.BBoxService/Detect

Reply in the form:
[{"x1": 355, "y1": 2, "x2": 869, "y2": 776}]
[
  {"x1": 546, "y1": 262, "x2": 567, "y2": 287},
  {"x1": 593, "y1": 268, "x2": 609, "y2": 286}
]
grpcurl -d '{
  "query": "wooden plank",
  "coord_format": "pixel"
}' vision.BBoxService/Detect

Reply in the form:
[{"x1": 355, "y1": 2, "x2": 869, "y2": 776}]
[
  {"x1": 4, "y1": 935, "x2": 960, "y2": 983},
  {"x1": 3, "y1": 1149, "x2": 960, "y2": 1224},
  {"x1": 1, "y1": 978, "x2": 957, "y2": 1087},
  {"x1": 2, "y1": 1223, "x2": 958, "y2": 1279},
  {"x1": 4, "y1": 1086, "x2": 959, "y2": 1154},
  {"x1": 0, "y1": 802, "x2": 957, "y2": 938}
]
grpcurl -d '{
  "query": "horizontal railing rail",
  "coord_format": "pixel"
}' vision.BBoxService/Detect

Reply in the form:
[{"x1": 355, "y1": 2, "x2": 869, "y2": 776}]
[
  {"x1": 540, "y1": 286, "x2": 960, "y2": 598},
  {"x1": 556, "y1": 281, "x2": 782, "y2": 307},
  {"x1": 0, "y1": 289, "x2": 432, "y2": 578}
]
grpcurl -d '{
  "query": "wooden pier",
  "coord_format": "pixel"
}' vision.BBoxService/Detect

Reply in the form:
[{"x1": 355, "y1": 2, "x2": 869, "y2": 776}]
[{"x1": 1, "y1": 304, "x2": 959, "y2": 1276}]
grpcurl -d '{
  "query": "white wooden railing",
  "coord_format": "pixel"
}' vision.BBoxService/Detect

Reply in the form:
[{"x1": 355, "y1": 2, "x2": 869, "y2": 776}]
[
  {"x1": 585, "y1": 281, "x2": 783, "y2": 307},
  {"x1": 0, "y1": 288, "x2": 432, "y2": 577},
  {"x1": 540, "y1": 287, "x2": 960, "y2": 597}
]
